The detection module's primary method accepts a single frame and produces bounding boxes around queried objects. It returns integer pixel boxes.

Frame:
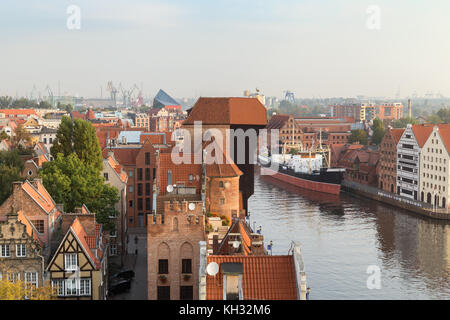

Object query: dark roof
[153,89,180,108]
[267,114,289,129]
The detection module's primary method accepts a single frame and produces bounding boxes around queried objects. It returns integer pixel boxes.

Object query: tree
[371,118,386,145]
[37,101,53,109]
[51,117,103,171]
[0,96,12,108]
[0,131,8,141]
[0,150,24,204]
[348,129,368,145]
[392,117,418,128]
[428,114,443,124]
[40,153,119,230]
[11,124,32,147]
[0,265,56,300]
[436,108,450,123]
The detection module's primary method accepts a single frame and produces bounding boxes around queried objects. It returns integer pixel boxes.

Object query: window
[52,279,64,296]
[138,168,143,180]
[219,181,224,188]
[1,244,10,257]
[157,286,170,300]
[129,170,133,177]
[146,198,151,210]
[129,200,133,208]
[65,278,78,296]
[146,183,151,196]
[220,198,225,205]
[32,220,45,234]
[16,244,26,257]
[146,168,151,180]
[79,279,91,296]
[25,272,38,289]
[138,198,143,210]
[65,253,77,271]
[129,186,133,193]
[188,174,194,182]
[158,259,169,274]
[180,286,193,300]
[145,152,150,165]
[138,183,143,196]
[182,259,192,274]
[104,173,109,181]
[168,170,172,186]
[110,244,118,256]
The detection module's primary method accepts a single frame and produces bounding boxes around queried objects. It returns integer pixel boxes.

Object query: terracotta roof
[0,109,37,116]
[204,140,243,178]
[438,126,450,154]
[21,180,57,215]
[184,97,267,126]
[108,147,141,166]
[70,217,101,269]
[390,128,405,144]
[206,255,298,300]
[17,210,43,247]
[85,109,96,120]
[411,124,434,147]
[140,133,166,144]
[106,155,128,183]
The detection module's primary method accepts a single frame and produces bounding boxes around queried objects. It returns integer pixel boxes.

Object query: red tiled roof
[184,97,267,126]
[204,140,243,178]
[411,124,434,147]
[106,155,128,183]
[206,255,298,300]
[70,217,101,269]
[22,180,56,214]
[109,148,141,166]
[0,109,37,117]
[438,126,450,154]
[17,210,43,247]
[390,128,405,144]
[86,109,96,120]
[140,133,165,144]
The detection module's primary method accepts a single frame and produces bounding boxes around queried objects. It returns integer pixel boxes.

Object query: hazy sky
[1,0,450,99]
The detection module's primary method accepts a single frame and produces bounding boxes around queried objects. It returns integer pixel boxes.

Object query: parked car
[109,278,131,296]
[111,269,135,281]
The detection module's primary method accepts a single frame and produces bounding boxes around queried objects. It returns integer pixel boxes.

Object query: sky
[1,0,450,99]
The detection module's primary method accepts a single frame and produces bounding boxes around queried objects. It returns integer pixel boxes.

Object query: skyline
[2,0,450,99]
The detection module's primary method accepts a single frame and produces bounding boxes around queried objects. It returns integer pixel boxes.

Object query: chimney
[408,99,412,118]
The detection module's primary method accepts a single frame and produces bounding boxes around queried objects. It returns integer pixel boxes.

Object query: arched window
[173,217,178,232]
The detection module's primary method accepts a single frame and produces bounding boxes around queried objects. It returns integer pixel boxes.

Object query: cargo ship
[258,129,345,195]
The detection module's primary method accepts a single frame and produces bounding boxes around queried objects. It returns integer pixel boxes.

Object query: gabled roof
[390,128,405,144]
[410,124,434,147]
[70,217,102,269]
[21,180,58,215]
[206,255,298,300]
[106,147,141,166]
[183,97,267,126]
[204,140,243,178]
[106,155,128,183]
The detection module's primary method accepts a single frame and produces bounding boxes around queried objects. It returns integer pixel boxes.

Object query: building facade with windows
[377,128,405,193]
[47,215,108,300]
[147,200,205,300]
[397,124,433,200]
[0,210,44,290]
[419,124,450,208]
[102,153,128,262]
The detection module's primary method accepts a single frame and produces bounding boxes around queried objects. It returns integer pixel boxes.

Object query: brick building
[183,97,267,214]
[337,146,380,186]
[0,179,62,258]
[147,200,205,300]
[377,128,405,193]
[331,102,403,122]
[105,139,159,228]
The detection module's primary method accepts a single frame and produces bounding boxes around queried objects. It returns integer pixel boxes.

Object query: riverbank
[341,180,450,220]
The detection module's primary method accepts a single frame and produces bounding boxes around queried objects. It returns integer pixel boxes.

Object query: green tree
[428,114,443,124]
[392,117,418,128]
[371,118,386,145]
[436,108,450,123]
[0,150,24,204]
[51,117,103,171]
[40,153,118,230]
[348,129,368,145]
[0,96,13,108]
[10,124,32,148]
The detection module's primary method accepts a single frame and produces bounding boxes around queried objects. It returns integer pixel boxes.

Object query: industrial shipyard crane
[284,90,295,104]
[107,81,118,108]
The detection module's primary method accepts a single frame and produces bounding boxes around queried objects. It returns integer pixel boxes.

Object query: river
[248,169,450,299]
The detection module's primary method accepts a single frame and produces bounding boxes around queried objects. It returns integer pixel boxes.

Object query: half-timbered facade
[47,215,108,300]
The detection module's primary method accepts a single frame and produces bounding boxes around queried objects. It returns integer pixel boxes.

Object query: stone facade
[147,200,205,300]
[0,211,44,288]
[419,125,450,208]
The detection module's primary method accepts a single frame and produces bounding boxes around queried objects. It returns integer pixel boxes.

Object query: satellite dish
[166,185,174,193]
[232,241,240,249]
[188,203,195,211]
[206,262,219,276]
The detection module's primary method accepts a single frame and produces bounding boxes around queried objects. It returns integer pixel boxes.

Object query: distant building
[419,124,450,207]
[153,89,181,110]
[377,128,405,193]
[331,103,403,122]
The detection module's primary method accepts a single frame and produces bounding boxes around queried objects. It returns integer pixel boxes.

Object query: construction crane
[284,90,295,104]
[107,81,118,108]
[45,85,54,107]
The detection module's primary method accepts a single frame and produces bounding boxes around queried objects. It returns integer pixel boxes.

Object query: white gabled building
[396,124,433,200]
[419,124,450,209]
